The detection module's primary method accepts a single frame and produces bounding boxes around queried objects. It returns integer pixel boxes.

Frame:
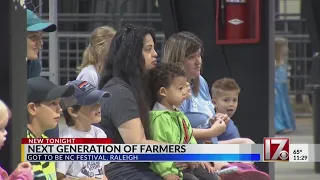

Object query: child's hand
[215,113,230,125]
[15,162,33,174]
[175,162,189,170]
[102,175,108,180]
[17,162,32,170]
[11,162,33,179]
[203,162,216,174]
[210,118,226,136]
[163,174,180,180]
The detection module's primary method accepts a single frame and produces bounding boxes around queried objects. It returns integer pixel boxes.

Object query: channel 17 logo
[263,138,289,162]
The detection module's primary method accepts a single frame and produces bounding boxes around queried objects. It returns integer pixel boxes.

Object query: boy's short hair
[211,78,241,98]
[27,77,75,104]
[149,63,185,102]
[62,105,81,126]
[60,80,111,126]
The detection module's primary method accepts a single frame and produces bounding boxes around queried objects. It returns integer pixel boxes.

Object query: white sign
[228,19,244,25]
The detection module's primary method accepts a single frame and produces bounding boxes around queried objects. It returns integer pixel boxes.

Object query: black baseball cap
[60,80,111,110]
[28,77,75,103]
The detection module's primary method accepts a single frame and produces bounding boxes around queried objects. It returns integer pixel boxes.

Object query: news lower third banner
[20,138,320,162]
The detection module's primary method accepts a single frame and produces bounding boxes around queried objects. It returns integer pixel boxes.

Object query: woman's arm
[118,118,166,144]
[103,83,167,145]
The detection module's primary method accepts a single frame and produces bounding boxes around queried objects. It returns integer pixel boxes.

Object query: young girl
[56,80,111,180]
[76,26,116,87]
[274,37,296,134]
[0,100,33,180]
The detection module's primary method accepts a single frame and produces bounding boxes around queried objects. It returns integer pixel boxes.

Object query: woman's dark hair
[149,63,185,106]
[98,24,156,138]
[62,105,81,126]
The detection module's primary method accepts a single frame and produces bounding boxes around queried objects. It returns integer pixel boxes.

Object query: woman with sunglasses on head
[98,24,161,180]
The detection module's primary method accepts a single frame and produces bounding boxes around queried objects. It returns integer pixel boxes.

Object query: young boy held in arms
[57,80,110,180]
[209,78,271,180]
[27,77,75,180]
[211,78,241,141]
[148,63,220,180]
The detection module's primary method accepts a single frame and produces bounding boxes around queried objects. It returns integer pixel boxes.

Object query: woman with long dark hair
[98,24,161,180]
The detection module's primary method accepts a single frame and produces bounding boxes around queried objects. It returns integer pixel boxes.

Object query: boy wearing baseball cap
[56,80,111,180]
[27,77,75,180]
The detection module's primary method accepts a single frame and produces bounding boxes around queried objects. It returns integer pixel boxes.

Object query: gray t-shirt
[56,126,108,179]
[98,77,150,179]
[99,77,140,143]
[76,65,99,87]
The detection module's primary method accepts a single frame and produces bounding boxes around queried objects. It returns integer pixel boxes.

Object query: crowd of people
[0,8,296,180]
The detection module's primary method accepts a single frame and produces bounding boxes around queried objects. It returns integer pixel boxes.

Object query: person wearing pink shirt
[0,100,33,180]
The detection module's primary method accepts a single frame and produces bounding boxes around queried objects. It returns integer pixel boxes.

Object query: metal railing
[35,0,313,115]
[40,32,314,99]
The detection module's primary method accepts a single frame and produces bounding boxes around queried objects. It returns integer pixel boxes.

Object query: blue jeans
[183,168,220,180]
[104,163,219,180]
[105,163,162,180]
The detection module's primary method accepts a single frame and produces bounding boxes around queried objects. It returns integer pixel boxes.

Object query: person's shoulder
[77,66,99,81]
[226,119,239,131]
[199,75,207,84]
[198,75,209,91]
[101,78,133,102]
[179,111,189,119]
[199,75,206,82]
[79,65,94,71]
[78,65,97,75]
[150,111,173,123]
[229,119,235,123]
[198,75,212,99]
[102,77,131,92]
[59,127,77,138]
[101,78,135,105]
[91,125,107,138]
